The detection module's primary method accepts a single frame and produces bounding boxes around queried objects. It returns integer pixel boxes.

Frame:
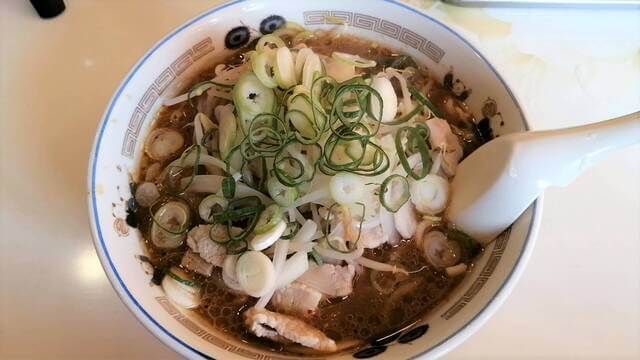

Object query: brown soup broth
[135,32,483,355]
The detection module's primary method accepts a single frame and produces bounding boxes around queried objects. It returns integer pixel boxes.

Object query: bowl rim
[87,0,542,359]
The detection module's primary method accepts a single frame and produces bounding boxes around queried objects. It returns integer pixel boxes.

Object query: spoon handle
[447,111,639,244]
[514,111,640,188]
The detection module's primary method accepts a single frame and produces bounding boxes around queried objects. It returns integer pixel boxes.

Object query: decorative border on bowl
[121,37,215,158]
[302,10,445,63]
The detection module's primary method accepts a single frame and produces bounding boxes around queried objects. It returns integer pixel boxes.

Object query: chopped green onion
[379,174,409,212]
[256,34,286,52]
[246,113,289,155]
[254,204,284,234]
[409,86,443,118]
[281,221,302,240]
[222,176,236,199]
[149,199,191,236]
[198,195,228,223]
[394,126,432,180]
[309,249,324,265]
[165,269,200,288]
[273,139,321,187]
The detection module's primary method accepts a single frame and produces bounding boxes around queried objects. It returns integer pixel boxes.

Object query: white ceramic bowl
[88,0,542,358]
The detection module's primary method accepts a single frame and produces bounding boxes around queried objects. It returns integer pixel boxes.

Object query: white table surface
[1,0,638,359]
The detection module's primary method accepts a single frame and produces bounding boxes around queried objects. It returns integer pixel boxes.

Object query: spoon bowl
[447,111,640,243]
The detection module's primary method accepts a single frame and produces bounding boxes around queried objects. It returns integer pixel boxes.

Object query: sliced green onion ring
[165,268,200,288]
[379,174,409,212]
[256,34,286,52]
[198,195,228,223]
[254,204,284,234]
[222,176,236,199]
[394,126,432,180]
[252,50,278,89]
[281,221,302,240]
[273,139,321,187]
[149,199,191,236]
[308,248,324,265]
[409,86,443,118]
[246,113,289,155]
[187,80,233,107]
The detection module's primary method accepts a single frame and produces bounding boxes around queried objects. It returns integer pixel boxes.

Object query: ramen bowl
[87,0,541,358]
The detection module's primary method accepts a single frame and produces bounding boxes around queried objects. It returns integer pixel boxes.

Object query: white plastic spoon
[446,111,640,244]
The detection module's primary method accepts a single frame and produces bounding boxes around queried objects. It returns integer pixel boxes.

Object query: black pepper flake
[455,90,470,102]
[125,197,140,228]
[476,118,494,143]
[151,267,166,286]
[444,72,454,90]
[125,209,139,228]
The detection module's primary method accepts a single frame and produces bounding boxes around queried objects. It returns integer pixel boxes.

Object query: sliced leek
[274,46,297,89]
[379,174,409,213]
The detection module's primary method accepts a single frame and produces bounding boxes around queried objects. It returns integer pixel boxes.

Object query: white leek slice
[236,251,276,297]
[286,94,316,138]
[409,174,449,215]
[275,46,297,89]
[267,173,299,206]
[252,50,278,89]
[329,172,365,205]
[302,53,322,90]
[198,195,227,223]
[275,251,309,289]
[295,48,313,82]
[151,202,190,249]
[332,52,376,68]
[256,34,285,52]
[292,220,317,243]
[214,104,237,159]
[233,73,275,132]
[222,255,245,292]
[249,220,287,251]
[369,76,398,123]
[145,128,185,161]
[254,204,284,234]
[162,266,201,309]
